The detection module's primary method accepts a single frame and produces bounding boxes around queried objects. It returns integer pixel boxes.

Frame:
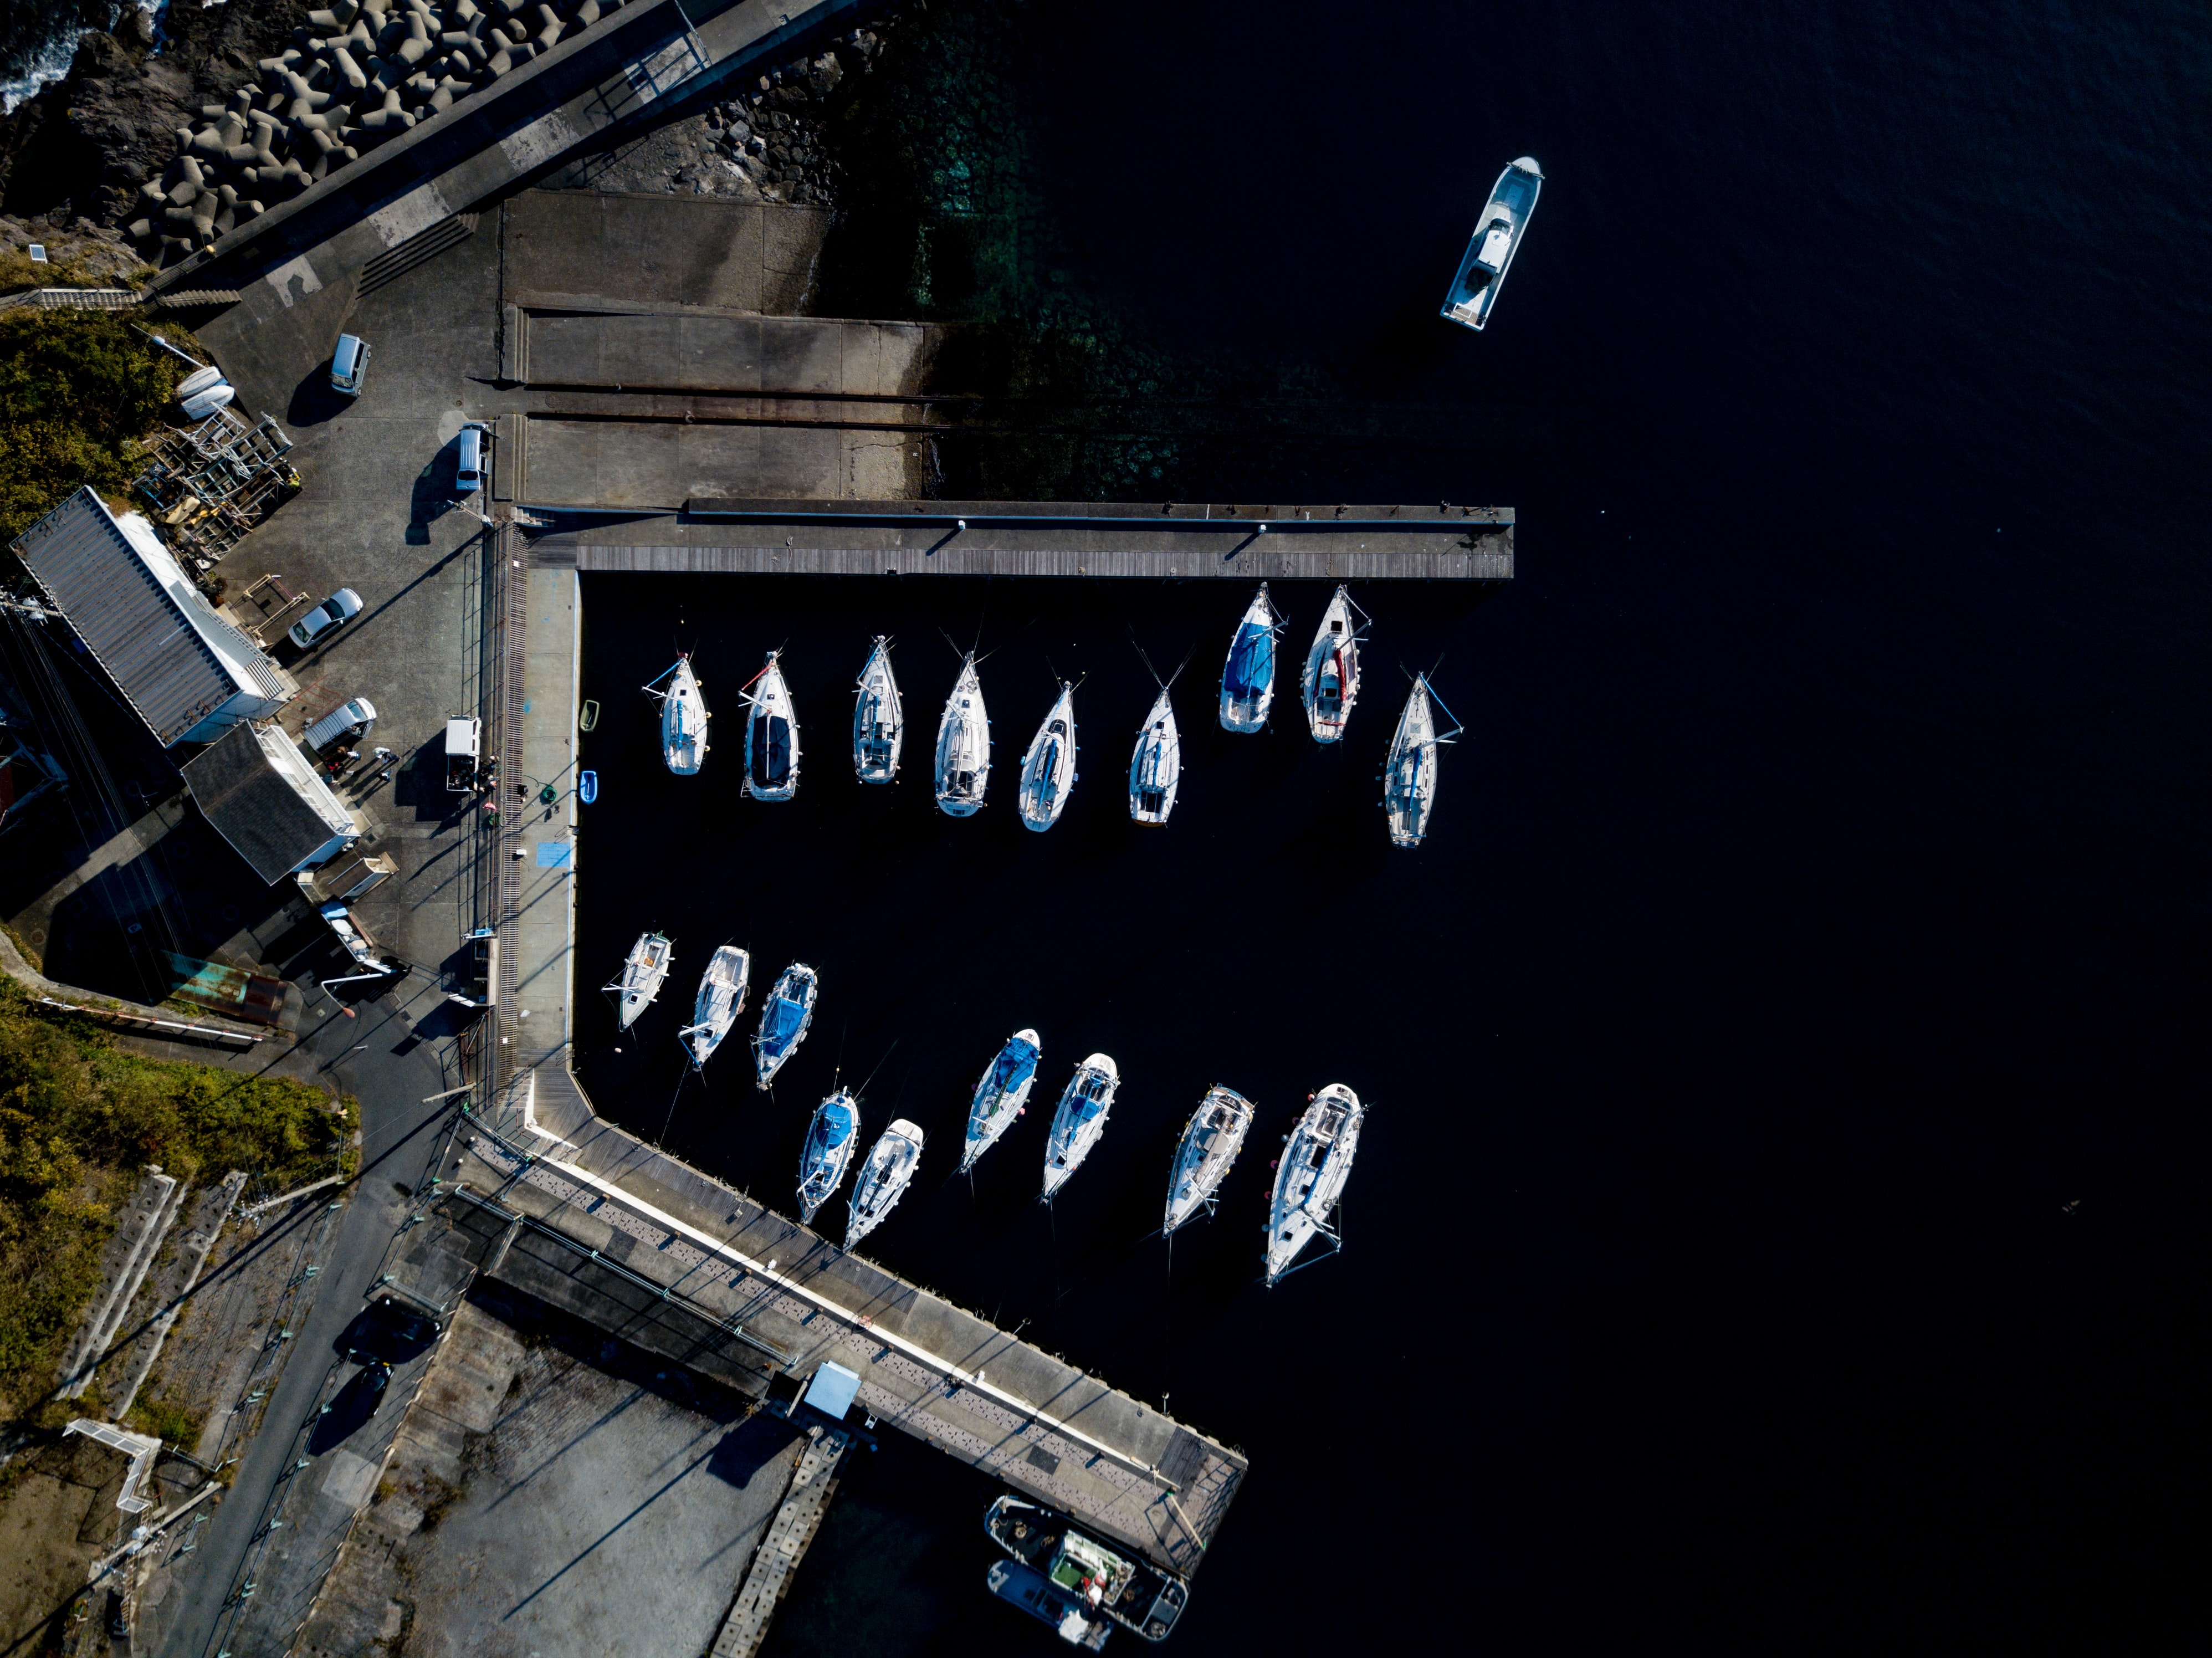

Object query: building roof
[181,721,357,883]
[9,487,285,746]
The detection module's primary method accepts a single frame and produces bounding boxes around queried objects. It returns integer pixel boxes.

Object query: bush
[0,308,180,547]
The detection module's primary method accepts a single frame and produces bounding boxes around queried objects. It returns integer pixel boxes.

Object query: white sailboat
[1300,586,1366,744]
[796,1088,859,1225]
[1218,584,1283,733]
[845,1118,925,1248]
[1042,1054,1118,1201]
[752,961,818,1089]
[606,930,673,1030]
[853,636,904,784]
[1440,156,1544,332]
[678,944,750,1069]
[1381,674,1463,848]
[1017,682,1078,832]
[1264,1084,1365,1286]
[650,654,709,775]
[1163,1086,1255,1235]
[743,651,800,802]
[1128,686,1182,825]
[935,653,991,817]
[962,1028,1042,1174]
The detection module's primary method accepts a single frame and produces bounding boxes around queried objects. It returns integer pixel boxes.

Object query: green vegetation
[123,1386,204,1450]
[0,308,184,547]
[0,978,356,1418]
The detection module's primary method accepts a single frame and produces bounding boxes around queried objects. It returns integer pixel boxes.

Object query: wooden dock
[710,1424,852,1658]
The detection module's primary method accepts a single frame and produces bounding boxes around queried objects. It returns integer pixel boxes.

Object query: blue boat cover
[1225,625,1274,698]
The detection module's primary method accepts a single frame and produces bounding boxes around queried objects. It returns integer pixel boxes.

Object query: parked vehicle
[444,717,482,791]
[455,420,492,492]
[305,697,377,754]
[330,333,371,396]
[288,587,363,650]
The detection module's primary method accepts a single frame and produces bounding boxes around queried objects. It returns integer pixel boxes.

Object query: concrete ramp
[504,191,833,316]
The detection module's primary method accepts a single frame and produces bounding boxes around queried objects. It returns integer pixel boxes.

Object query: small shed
[182,721,358,883]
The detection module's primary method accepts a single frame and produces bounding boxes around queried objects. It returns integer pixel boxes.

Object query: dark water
[575,2,2204,1649]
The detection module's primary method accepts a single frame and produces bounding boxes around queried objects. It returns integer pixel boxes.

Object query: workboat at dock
[986,1495,1189,1642]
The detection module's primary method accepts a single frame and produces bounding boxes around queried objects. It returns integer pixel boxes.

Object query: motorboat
[935,654,991,816]
[796,1088,859,1225]
[985,1495,1189,1643]
[983,1560,1110,1650]
[845,1118,925,1248]
[752,962,818,1089]
[1042,1054,1118,1201]
[1300,586,1366,743]
[651,654,709,774]
[853,636,904,784]
[1381,674,1462,848]
[1440,156,1544,332]
[679,945,750,1069]
[1217,584,1282,733]
[1264,1083,1365,1286]
[606,931,672,1029]
[1017,682,1078,832]
[1127,687,1181,825]
[1163,1086,1256,1235]
[962,1028,1042,1174]
[743,651,800,801]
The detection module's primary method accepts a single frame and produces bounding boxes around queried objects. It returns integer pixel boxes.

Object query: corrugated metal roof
[181,723,355,884]
[9,487,280,745]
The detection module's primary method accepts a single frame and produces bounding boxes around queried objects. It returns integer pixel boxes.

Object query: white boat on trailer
[1128,686,1181,825]
[1217,583,1283,733]
[1300,586,1367,743]
[743,651,800,801]
[1264,1083,1365,1286]
[1042,1053,1118,1201]
[752,961,818,1089]
[796,1088,859,1225]
[1440,156,1544,332]
[1017,682,1078,832]
[1163,1085,1256,1235]
[606,930,672,1029]
[962,1028,1042,1174]
[853,636,903,784]
[679,944,750,1068]
[1382,673,1463,848]
[935,654,991,816]
[845,1118,925,1247]
[649,654,709,775]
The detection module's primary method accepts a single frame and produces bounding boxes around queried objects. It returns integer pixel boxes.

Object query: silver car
[288,587,363,650]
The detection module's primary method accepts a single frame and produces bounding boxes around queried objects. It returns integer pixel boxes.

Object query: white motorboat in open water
[1163,1086,1255,1235]
[606,930,672,1029]
[962,1028,1041,1174]
[1381,673,1462,848]
[743,651,800,801]
[651,654,709,775]
[1042,1054,1118,1201]
[1264,1083,1365,1286]
[935,654,991,816]
[1128,685,1181,825]
[1017,682,1078,832]
[1441,156,1543,332]
[1218,584,1283,733]
[796,1088,859,1225]
[679,944,750,1069]
[845,1118,925,1247]
[853,636,903,784]
[752,961,818,1089]
[1300,586,1366,743]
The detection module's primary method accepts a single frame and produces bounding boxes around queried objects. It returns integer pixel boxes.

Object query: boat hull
[1043,1055,1119,1200]
[853,637,904,784]
[1264,1084,1365,1285]
[1127,689,1181,824]
[1383,678,1440,847]
[662,657,709,774]
[611,931,673,1029]
[753,963,818,1089]
[1217,585,1279,733]
[1163,1086,1255,1234]
[846,1118,925,1247]
[682,944,750,1068]
[796,1089,859,1225]
[935,658,991,817]
[1018,685,1078,832]
[963,1029,1042,1173]
[1300,586,1362,743]
[1440,156,1543,332]
[744,654,800,802]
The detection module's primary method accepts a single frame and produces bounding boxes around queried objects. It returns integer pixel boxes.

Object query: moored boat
[796,1088,859,1225]
[752,961,818,1089]
[844,1118,925,1248]
[853,636,904,784]
[1127,687,1181,825]
[1300,586,1366,743]
[1381,674,1462,848]
[1163,1085,1256,1235]
[679,944,750,1068]
[962,1028,1042,1174]
[935,654,991,816]
[1042,1054,1118,1201]
[1264,1083,1365,1286]
[985,1495,1188,1643]
[1440,156,1544,332]
[606,930,672,1029]
[983,1560,1110,1650]
[1018,682,1078,832]
[652,654,709,774]
[743,651,800,801]
[1217,584,1283,733]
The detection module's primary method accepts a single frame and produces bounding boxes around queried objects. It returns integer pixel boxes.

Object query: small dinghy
[1218,584,1283,733]
[845,1118,925,1248]
[853,636,904,784]
[650,654,709,775]
[1381,674,1463,848]
[578,770,598,805]
[752,961,818,1089]
[1042,1053,1118,1202]
[1300,586,1366,744]
[1264,1083,1365,1286]
[962,1028,1042,1174]
[1440,156,1544,332]
[679,945,750,1069]
[935,653,991,816]
[796,1088,859,1225]
[1128,686,1182,826]
[1163,1085,1256,1235]
[607,930,673,1029]
[743,651,800,802]
[1017,682,1078,832]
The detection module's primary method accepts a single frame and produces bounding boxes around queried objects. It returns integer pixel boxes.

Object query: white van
[455,421,491,493]
[305,697,377,753]
[330,333,370,397]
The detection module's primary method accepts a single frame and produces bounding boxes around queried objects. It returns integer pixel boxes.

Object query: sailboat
[1042,1054,1118,1201]
[1440,156,1544,332]
[853,636,904,784]
[752,961,818,1089]
[1264,1084,1365,1286]
[743,651,800,801]
[1381,674,1463,848]
[606,931,672,1029]
[796,1088,859,1225]
[649,654,709,774]
[1017,682,1078,832]
[1127,657,1183,825]
[963,1029,1042,1174]
[1163,1086,1256,1235]
[1300,586,1366,743]
[679,945,750,1069]
[1218,584,1283,733]
[845,1118,925,1248]
[935,653,991,816]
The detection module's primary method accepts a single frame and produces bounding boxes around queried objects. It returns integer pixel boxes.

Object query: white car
[289,587,363,650]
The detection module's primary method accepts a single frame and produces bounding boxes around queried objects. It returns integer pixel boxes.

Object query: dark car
[341,1296,441,1365]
